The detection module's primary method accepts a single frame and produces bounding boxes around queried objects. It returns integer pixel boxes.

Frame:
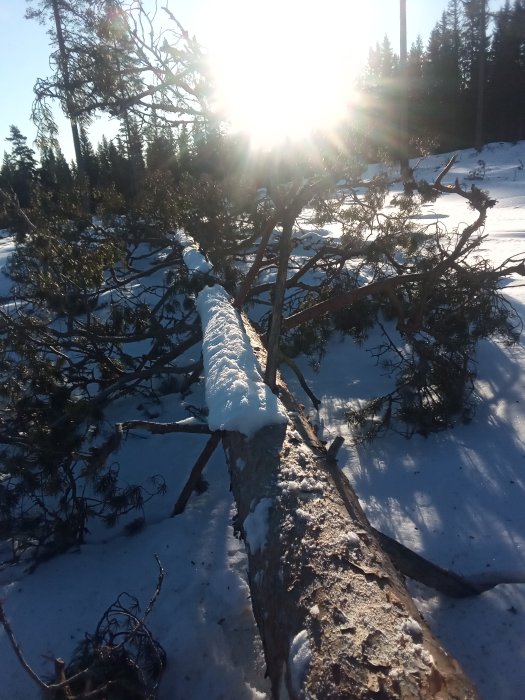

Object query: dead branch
[119,419,211,435]
[234,214,278,308]
[0,602,48,692]
[430,154,497,210]
[282,271,423,330]
[171,431,222,515]
[279,351,321,410]
[84,425,123,476]
[0,601,111,698]
[323,402,497,598]
[434,154,459,189]
[326,435,345,460]
[371,528,482,598]
[0,557,166,699]
[144,554,166,617]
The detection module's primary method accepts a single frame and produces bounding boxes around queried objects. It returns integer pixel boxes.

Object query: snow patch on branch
[196,285,288,436]
[183,247,214,274]
[289,630,312,695]
[175,230,214,275]
[243,497,273,554]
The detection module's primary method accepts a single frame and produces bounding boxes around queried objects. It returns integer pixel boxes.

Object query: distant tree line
[2,0,523,225]
[357,0,525,156]
[0,119,238,238]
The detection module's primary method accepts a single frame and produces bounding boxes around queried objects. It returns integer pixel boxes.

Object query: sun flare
[204,0,372,148]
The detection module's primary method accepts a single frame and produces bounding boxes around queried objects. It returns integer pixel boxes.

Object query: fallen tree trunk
[222,314,478,700]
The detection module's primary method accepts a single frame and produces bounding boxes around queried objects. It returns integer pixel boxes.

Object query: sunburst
[203,0,372,148]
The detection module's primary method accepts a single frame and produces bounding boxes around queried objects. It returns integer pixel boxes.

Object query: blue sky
[0,0,502,162]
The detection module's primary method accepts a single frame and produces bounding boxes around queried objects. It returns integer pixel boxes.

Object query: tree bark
[399,0,410,178]
[50,0,89,212]
[222,313,478,700]
[475,0,487,152]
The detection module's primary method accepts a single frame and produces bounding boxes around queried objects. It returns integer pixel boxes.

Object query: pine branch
[118,419,211,435]
[171,431,222,515]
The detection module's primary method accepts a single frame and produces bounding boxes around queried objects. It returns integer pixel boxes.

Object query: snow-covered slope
[1,142,525,700]
[285,141,525,700]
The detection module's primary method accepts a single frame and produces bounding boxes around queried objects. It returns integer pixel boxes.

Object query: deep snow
[196,284,287,436]
[1,141,524,700]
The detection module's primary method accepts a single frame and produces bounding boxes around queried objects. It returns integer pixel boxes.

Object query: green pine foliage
[346,222,521,442]
[0,202,201,563]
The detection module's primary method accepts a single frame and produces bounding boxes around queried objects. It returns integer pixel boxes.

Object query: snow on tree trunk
[196,285,478,699]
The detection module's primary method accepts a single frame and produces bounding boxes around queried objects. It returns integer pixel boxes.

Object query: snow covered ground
[1,142,525,700]
[285,142,525,700]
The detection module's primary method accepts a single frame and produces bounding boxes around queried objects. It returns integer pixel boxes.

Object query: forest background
[2,0,525,210]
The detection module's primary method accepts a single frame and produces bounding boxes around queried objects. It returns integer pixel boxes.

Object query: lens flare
[202,0,372,148]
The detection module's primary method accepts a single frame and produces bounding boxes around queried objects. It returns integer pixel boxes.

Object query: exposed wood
[222,313,478,700]
[327,435,345,460]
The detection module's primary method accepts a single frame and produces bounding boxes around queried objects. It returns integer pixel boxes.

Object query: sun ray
[202,0,372,148]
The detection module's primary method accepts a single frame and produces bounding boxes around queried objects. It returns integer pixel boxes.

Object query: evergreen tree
[358,36,401,160]
[488,0,525,142]
[79,124,100,205]
[422,6,464,149]
[93,135,124,212]
[460,0,489,148]
[26,0,92,188]
[27,0,206,134]
[107,137,129,203]
[1,126,37,208]
[39,143,74,212]
[405,36,427,149]
[118,115,145,201]
[146,127,178,175]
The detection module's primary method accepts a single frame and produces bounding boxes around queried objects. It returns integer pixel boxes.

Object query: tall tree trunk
[475,0,487,151]
[50,0,89,211]
[223,313,479,700]
[399,0,410,179]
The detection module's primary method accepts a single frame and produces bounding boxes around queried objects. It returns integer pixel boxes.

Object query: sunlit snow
[1,142,525,700]
[196,284,288,436]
